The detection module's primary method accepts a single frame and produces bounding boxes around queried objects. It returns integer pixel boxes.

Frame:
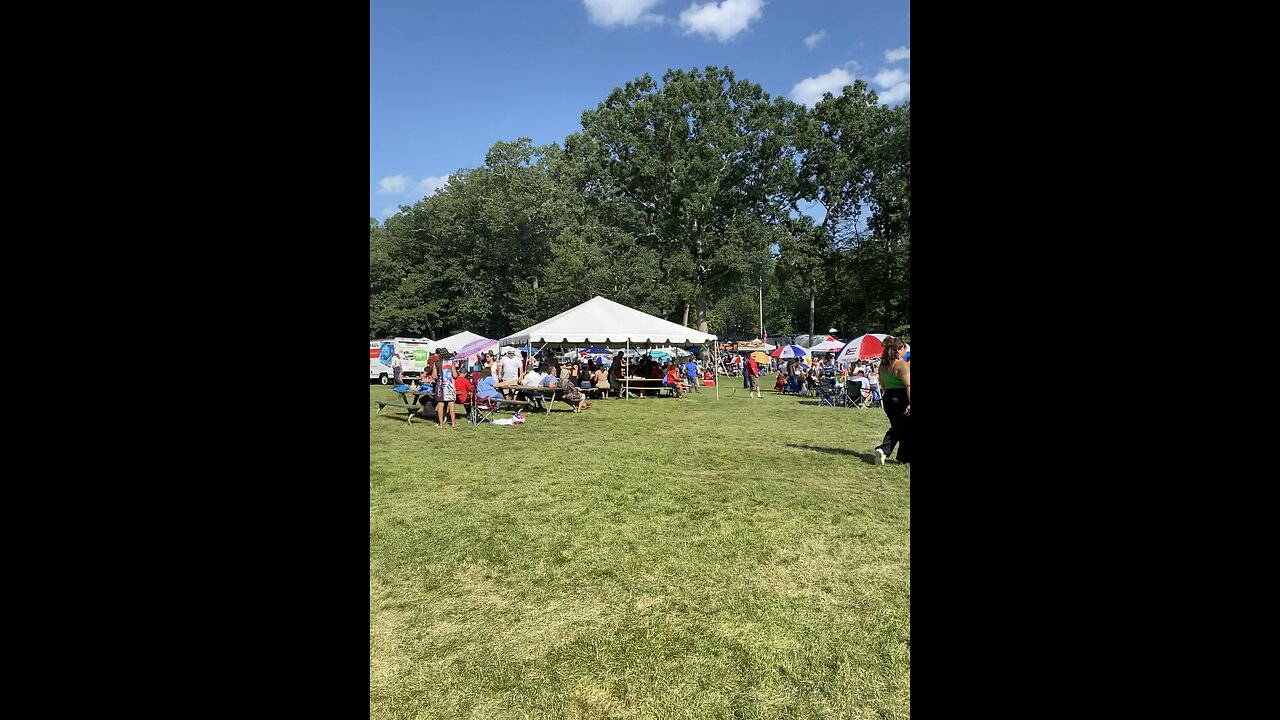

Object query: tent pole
[714,340,719,400]
[625,340,630,400]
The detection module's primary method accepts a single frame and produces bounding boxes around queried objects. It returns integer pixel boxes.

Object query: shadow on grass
[787,444,880,464]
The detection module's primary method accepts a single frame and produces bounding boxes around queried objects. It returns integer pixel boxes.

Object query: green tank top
[880,368,905,390]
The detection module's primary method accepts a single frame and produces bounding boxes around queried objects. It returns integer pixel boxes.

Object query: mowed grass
[370,375,909,719]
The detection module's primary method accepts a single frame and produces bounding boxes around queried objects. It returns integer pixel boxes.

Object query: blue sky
[371,0,910,220]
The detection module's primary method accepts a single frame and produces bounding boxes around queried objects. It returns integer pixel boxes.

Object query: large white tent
[500,296,717,345]
[500,296,720,399]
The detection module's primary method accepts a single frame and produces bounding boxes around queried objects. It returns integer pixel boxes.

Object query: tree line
[370,66,909,344]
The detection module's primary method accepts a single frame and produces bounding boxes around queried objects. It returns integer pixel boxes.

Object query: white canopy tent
[808,336,845,353]
[500,296,719,399]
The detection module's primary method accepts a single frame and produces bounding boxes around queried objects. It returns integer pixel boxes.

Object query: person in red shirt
[746,355,762,398]
[453,372,473,407]
[663,361,684,398]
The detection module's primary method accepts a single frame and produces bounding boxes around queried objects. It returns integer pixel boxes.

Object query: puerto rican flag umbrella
[770,344,808,359]
[835,334,910,363]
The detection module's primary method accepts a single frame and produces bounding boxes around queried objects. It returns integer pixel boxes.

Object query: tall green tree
[566,67,797,332]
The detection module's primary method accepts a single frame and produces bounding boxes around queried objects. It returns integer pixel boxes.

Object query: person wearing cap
[497,349,524,387]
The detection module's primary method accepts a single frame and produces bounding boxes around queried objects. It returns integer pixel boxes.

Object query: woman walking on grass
[873,337,911,472]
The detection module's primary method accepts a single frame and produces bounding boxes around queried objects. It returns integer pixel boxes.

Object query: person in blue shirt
[476,369,503,400]
[684,358,701,393]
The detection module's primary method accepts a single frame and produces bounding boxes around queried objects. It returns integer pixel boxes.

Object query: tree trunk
[694,234,708,333]
[808,295,815,345]
[683,301,690,327]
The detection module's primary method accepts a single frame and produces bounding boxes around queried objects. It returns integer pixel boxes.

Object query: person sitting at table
[663,361,685,399]
[476,368,503,401]
[540,371,559,388]
[645,360,663,396]
[453,371,473,408]
[559,375,592,412]
[523,364,543,389]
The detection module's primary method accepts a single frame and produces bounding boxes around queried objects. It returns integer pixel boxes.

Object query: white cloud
[885,46,910,63]
[877,82,910,105]
[378,173,450,198]
[873,68,908,87]
[583,0,665,27]
[804,30,826,49]
[789,67,855,107]
[872,61,910,105]
[378,175,408,194]
[381,206,400,218]
[417,176,449,195]
[678,0,764,42]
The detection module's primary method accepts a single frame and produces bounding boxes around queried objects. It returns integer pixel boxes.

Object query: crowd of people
[397,338,910,474]
[409,347,714,421]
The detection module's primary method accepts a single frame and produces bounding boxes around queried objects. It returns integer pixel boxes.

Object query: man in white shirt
[849,369,870,407]
[523,366,543,388]
[497,349,524,386]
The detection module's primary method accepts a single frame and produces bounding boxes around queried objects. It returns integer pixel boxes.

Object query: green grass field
[370,375,910,719]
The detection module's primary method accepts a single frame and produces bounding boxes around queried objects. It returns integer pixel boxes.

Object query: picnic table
[395,387,435,405]
[502,384,575,415]
[620,376,685,398]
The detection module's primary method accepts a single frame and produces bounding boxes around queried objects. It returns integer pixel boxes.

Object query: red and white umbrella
[770,344,808,359]
[836,334,910,363]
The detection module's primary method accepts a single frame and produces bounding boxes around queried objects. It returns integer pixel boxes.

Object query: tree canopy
[370,67,909,343]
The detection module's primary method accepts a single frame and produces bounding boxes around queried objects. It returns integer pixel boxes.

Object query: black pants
[876,387,910,464]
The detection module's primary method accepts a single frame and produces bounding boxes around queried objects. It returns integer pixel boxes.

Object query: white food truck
[369,337,433,384]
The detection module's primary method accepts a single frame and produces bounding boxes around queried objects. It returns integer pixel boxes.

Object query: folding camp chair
[818,379,843,408]
[471,396,501,424]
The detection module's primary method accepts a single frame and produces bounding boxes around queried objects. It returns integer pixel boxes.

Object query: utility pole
[758,278,764,339]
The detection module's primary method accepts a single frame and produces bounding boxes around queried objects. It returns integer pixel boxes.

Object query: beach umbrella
[770,344,808,359]
[835,334,910,363]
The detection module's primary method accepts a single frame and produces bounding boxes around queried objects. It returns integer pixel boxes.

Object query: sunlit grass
[370,375,909,719]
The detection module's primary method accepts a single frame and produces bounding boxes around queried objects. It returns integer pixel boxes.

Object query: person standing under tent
[497,349,524,388]
[593,364,611,398]
[685,356,701,393]
[608,352,624,396]
[873,337,911,472]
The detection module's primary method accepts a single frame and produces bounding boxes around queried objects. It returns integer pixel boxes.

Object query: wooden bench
[660,383,690,397]
[375,399,427,425]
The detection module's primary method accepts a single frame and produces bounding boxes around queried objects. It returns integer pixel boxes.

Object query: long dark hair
[432,347,450,376]
[880,337,906,365]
